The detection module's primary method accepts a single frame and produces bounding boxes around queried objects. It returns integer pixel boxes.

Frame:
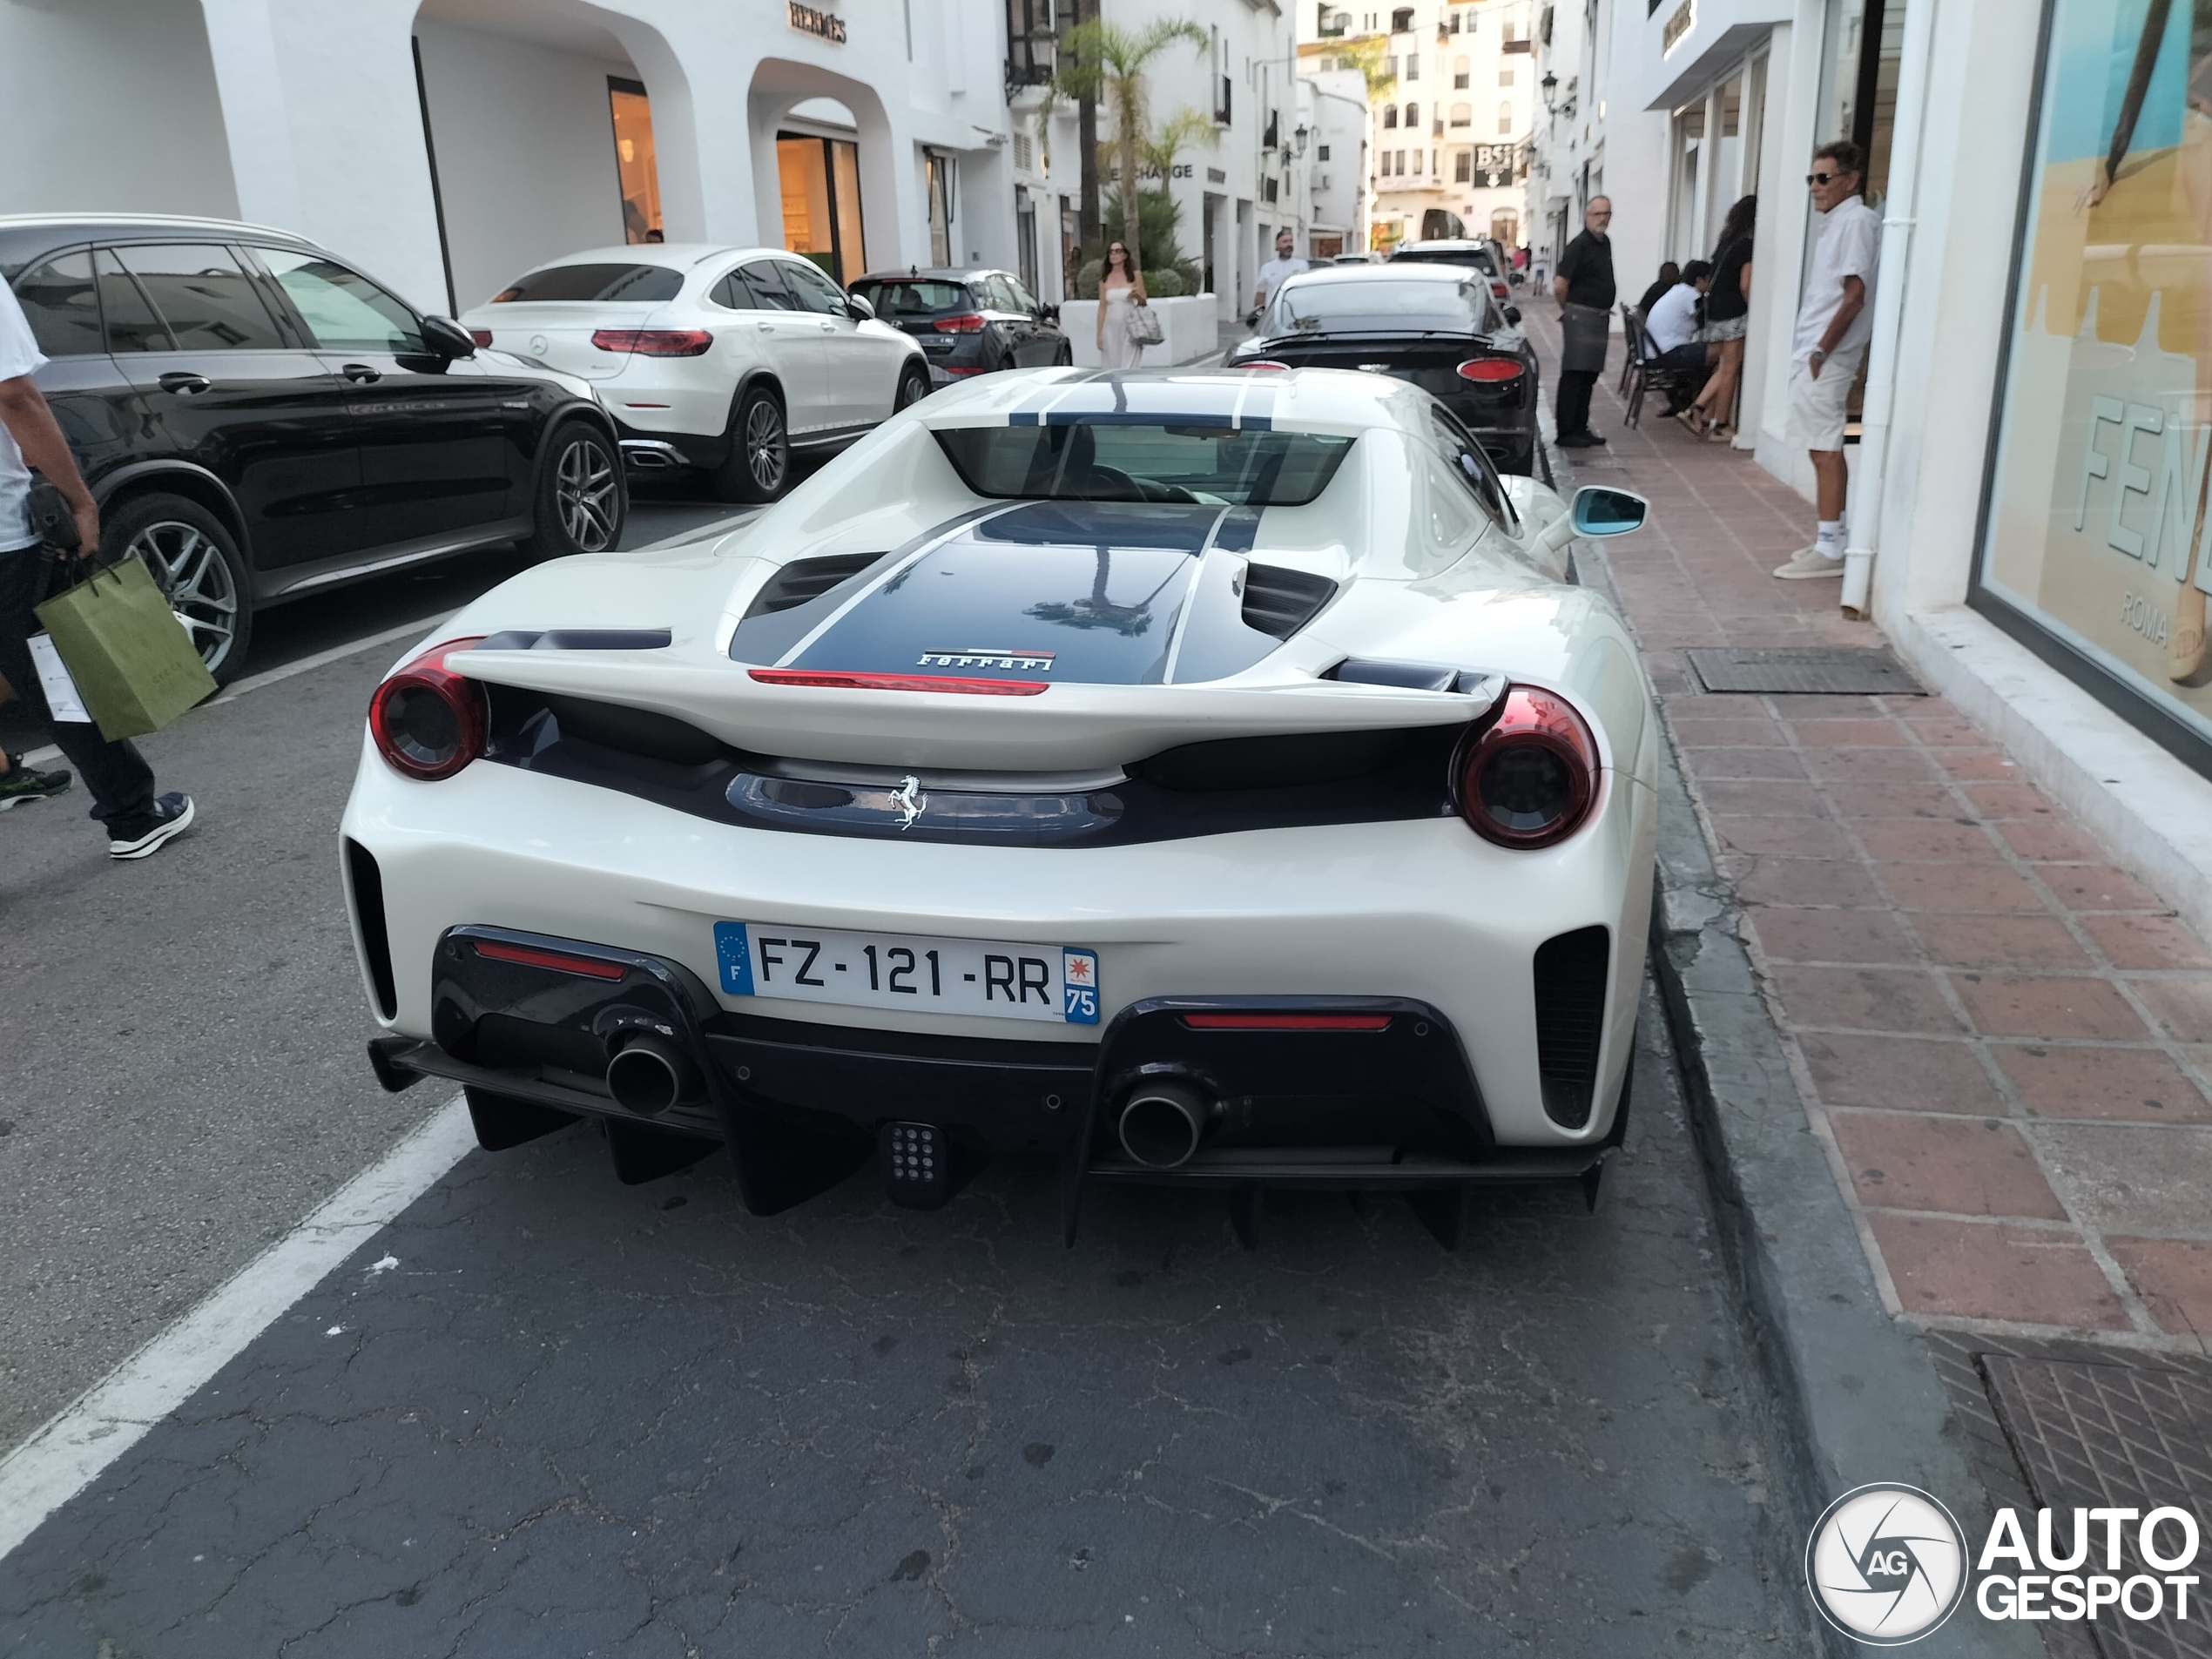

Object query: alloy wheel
[895,369,928,411]
[746,399,787,492]
[131,520,237,671]
[556,436,620,552]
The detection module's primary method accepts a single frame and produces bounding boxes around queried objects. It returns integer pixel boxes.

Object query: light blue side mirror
[1571,485,1649,536]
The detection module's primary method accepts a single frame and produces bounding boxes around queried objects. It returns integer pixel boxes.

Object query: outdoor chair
[1619,305,1708,430]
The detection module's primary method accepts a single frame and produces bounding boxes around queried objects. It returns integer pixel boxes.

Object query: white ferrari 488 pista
[344,368,1657,1244]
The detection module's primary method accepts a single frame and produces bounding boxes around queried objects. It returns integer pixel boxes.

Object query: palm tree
[1049,17,1210,275]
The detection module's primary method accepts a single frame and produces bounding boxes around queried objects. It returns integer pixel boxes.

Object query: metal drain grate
[1984,1355,2212,1659]
[1684,645,1925,696]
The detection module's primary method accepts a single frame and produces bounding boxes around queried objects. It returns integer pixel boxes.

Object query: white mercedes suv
[462,245,930,503]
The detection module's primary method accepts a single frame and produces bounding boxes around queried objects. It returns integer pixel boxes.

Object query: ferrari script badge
[919,648,1055,672]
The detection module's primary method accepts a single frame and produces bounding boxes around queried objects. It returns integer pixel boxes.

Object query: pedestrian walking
[1095,240,1149,369]
[0,279,196,854]
[1774,147,1879,579]
[1251,229,1309,320]
[1688,195,1756,442]
[1552,197,1615,448]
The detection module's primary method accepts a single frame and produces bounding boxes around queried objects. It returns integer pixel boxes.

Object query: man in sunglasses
[1774,141,1881,579]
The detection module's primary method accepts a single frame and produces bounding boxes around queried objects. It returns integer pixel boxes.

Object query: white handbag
[1127,302,1165,347]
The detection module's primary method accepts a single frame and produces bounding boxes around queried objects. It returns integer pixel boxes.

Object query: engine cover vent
[745,551,889,618]
[1241,564,1339,639]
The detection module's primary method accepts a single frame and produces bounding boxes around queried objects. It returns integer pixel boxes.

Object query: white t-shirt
[1256,255,1310,307]
[1645,282,1702,355]
[1794,194,1880,362]
[0,280,48,552]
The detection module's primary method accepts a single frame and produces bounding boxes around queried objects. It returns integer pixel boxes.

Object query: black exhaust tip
[605,1034,702,1116]
[1116,1081,1216,1170]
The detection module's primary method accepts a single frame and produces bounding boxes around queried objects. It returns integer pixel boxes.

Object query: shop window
[1973,0,2212,774]
[1405,102,1419,125]
[608,78,663,244]
[1384,105,1399,128]
[778,132,867,285]
[927,152,954,267]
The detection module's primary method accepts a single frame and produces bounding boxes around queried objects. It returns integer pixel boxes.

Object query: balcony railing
[1264,111,1280,149]
[1004,0,1055,100]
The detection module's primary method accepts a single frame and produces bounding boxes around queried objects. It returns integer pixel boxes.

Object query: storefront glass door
[608,78,662,243]
[778,132,867,284]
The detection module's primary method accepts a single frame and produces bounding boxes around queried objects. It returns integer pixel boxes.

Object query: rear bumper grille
[1533,926,1609,1129]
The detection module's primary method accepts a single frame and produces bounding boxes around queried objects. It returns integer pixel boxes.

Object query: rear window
[12,252,101,356]
[1263,277,1487,338]
[491,263,682,303]
[851,280,971,317]
[1393,246,1498,275]
[934,423,1354,508]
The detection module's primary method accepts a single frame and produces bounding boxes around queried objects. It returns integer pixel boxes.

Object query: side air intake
[743,551,888,618]
[1533,925,1608,1129]
[1240,564,1339,638]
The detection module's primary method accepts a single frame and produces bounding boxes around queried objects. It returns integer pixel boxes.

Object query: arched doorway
[411,0,698,308]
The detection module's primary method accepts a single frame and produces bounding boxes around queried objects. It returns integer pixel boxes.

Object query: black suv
[847,267,1069,384]
[2,215,627,682]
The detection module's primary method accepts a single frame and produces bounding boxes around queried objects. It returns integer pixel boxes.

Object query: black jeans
[1555,369,1599,438]
[0,546,158,836]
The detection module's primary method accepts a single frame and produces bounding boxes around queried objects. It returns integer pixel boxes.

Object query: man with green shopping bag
[0,279,197,858]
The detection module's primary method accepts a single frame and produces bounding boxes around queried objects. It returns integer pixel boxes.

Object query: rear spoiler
[458,650,1503,772]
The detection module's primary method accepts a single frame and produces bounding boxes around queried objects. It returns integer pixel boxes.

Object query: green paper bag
[34,555,217,741]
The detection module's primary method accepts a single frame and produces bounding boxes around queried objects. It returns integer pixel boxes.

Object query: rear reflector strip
[1181,1014,1393,1031]
[748,669,1049,696]
[471,939,629,980]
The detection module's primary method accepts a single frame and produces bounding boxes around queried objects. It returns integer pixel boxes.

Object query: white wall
[415,19,633,311]
[0,0,239,221]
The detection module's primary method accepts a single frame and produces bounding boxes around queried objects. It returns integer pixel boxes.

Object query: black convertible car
[2,213,625,682]
[1224,265,1540,475]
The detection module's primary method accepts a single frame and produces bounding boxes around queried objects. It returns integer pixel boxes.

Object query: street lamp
[1540,71,1558,115]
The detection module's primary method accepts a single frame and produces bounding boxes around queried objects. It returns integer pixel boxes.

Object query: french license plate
[713,921,1099,1025]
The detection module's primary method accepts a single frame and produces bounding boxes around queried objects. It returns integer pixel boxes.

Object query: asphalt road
[0,470,1813,1654]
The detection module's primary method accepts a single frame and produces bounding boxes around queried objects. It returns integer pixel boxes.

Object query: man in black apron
[1552,198,1615,448]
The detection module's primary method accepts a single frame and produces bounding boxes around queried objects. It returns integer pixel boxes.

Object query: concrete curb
[1549,439,2041,1658]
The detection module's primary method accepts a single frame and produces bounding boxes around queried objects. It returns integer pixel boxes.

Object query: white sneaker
[1773,547,1845,580]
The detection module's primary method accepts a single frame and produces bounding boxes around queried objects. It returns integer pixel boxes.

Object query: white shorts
[1788,349,1862,451]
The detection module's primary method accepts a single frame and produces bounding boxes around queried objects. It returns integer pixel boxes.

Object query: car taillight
[1456,359,1525,383]
[590,328,715,356]
[1456,685,1598,848]
[369,637,488,781]
[469,328,494,348]
[1491,280,1510,299]
[933,314,988,333]
[1242,360,1292,371]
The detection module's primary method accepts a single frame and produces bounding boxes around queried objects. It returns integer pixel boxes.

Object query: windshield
[934,423,1354,507]
[1262,277,1488,339]
[850,279,972,317]
[491,263,683,303]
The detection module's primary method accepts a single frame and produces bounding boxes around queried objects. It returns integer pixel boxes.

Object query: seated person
[1635,262,1681,317]
[1642,260,1715,413]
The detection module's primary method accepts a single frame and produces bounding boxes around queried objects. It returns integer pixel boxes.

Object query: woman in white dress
[1095,240,1149,369]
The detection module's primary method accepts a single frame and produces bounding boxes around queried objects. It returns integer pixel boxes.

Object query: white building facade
[1527,0,2212,957]
[1304,68,1372,255]
[0,0,1024,317]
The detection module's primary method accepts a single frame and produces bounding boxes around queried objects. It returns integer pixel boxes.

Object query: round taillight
[1456,685,1599,848]
[369,638,487,781]
[1456,358,1525,383]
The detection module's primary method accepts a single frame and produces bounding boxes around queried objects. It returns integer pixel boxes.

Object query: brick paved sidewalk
[1543,327,2212,1349]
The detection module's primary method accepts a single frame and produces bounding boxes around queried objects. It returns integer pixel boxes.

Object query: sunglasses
[1805,171,1851,185]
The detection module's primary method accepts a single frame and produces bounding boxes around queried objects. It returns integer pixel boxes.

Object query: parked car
[462,246,929,506]
[1224,264,1541,475]
[1331,253,1379,265]
[2,213,624,684]
[345,367,1657,1237]
[1389,238,1514,303]
[847,266,1070,384]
